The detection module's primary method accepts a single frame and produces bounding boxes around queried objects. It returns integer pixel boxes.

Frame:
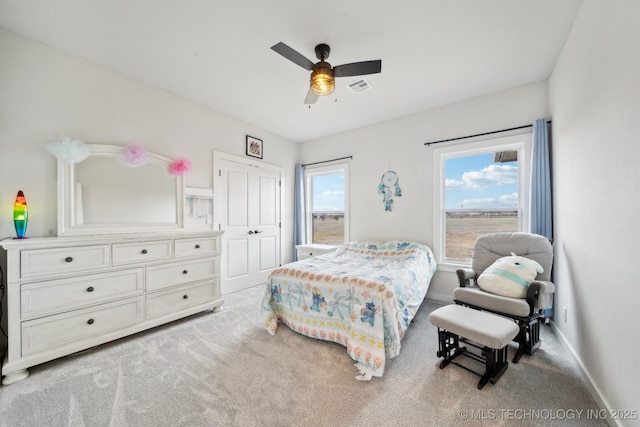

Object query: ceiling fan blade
[304,87,319,105]
[334,60,382,77]
[271,42,315,71]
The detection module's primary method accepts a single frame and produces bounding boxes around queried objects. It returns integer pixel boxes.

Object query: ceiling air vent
[346,78,373,94]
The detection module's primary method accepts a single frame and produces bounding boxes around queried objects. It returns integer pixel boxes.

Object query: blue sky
[445,153,518,209]
[312,172,345,211]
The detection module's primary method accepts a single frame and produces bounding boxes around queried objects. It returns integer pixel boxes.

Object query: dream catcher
[378,171,402,211]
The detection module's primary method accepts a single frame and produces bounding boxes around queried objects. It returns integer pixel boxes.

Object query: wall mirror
[58,144,184,236]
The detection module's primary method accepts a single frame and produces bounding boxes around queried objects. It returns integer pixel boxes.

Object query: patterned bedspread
[261,241,437,378]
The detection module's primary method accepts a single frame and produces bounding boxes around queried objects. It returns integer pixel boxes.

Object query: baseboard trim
[549,321,620,427]
[425,291,453,306]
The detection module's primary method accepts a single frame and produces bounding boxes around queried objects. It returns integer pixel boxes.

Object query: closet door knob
[65,257,73,263]
[195,244,201,249]
[87,286,94,292]
[141,249,148,254]
[87,319,95,325]
[182,270,188,274]
[183,295,189,299]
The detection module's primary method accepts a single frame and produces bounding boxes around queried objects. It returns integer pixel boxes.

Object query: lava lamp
[13,190,28,239]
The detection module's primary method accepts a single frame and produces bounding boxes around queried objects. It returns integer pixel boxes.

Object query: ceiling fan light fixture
[271,42,381,104]
[310,64,335,96]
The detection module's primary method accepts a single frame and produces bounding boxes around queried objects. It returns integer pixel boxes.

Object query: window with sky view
[307,169,346,245]
[444,152,519,261]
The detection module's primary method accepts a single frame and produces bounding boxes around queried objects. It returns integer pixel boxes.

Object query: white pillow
[477,253,543,298]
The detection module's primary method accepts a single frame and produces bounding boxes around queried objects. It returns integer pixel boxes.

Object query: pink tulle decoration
[168,157,192,175]
[120,144,148,167]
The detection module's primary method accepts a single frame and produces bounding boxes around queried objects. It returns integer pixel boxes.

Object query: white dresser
[0,231,224,385]
[296,243,340,260]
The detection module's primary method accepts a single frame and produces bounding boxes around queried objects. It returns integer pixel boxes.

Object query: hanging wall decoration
[120,143,148,167]
[45,135,90,163]
[378,170,402,211]
[246,135,263,159]
[168,157,192,175]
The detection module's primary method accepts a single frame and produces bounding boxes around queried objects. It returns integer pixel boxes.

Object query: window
[433,133,532,266]
[305,163,349,245]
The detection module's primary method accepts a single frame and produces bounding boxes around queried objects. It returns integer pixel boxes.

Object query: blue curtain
[530,118,553,318]
[530,118,552,240]
[293,164,306,260]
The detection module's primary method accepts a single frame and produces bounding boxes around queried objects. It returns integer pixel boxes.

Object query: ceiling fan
[271,42,382,104]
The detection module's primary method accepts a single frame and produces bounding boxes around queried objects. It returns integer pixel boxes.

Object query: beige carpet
[0,284,605,427]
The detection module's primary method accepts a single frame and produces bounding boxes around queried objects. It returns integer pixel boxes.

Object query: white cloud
[313,190,345,211]
[445,178,465,189]
[446,164,518,191]
[461,192,519,209]
[315,190,344,200]
[313,205,344,212]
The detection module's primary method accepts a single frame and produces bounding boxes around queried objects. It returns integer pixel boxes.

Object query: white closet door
[217,157,281,295]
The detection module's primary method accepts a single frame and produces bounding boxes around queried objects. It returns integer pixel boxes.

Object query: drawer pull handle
[87,286,94,292]
[65,257,73,263]
[87,319,95,325]
[309,253,313,256]
[195,244,201,249]
[183,294,189,299]
[182,270,189,274]
[141,249,148,254]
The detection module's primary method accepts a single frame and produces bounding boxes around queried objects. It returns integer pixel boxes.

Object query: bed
[261,240,437,379]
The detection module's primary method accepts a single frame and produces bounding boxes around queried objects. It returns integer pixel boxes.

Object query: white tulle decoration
[45,135,90,163]
[120,143,148,167]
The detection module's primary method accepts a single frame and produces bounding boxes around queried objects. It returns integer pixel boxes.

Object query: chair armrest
[530,280,555,294]
[456,268,476,287]
[525,282,541,316]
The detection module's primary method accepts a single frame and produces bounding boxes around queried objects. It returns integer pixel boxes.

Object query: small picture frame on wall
[246,135,263,159]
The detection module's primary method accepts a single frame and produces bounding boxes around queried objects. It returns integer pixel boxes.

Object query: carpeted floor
[0,285,605,427]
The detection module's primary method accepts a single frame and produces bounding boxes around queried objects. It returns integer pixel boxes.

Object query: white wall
[300,82,549,302]
[550,0,640,422]
[0,28,298,261]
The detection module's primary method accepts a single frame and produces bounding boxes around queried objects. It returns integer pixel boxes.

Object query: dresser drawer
[21,268,144,319]
[20,245,111,279]
[112,240,172,265]
[21,297,144,356]
[175,237,218,258]
[146,259,216,291]
[146,281,216,319]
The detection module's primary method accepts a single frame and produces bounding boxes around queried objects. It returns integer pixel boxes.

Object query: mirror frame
[57,144,185,236]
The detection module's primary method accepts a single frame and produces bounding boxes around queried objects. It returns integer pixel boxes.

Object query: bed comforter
[261,240,437,378]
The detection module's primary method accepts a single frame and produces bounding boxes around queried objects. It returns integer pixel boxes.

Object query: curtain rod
[424,120,551,147]
[303,156,352,167]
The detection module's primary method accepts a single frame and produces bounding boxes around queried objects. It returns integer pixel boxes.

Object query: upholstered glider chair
[453,232,555,363]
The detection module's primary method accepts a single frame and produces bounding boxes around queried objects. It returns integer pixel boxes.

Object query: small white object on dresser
[295,243,340,260]
[0,231,223,385]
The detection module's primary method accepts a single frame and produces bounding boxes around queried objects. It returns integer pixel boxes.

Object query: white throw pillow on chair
[477,253,543,298]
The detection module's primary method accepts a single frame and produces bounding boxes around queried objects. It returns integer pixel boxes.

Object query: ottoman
[429,304,519,389]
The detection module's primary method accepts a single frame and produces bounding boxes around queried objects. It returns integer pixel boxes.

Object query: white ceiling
[0,0,583,142]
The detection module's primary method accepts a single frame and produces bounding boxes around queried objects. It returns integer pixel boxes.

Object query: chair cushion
[453,287,532,317]
[477,254,543,298]
[429,305,519,349]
